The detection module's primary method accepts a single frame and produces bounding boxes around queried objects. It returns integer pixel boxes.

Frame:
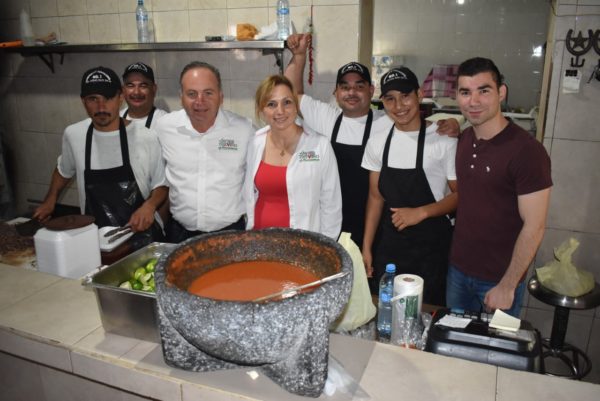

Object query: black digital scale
[425,309,543,372]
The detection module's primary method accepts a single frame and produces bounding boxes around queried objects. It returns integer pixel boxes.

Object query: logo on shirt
[218,138,238,151]
[298,150,320,162]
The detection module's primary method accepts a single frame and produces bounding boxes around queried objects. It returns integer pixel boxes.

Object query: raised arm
[484,187,551,311]
[284,33,311,96]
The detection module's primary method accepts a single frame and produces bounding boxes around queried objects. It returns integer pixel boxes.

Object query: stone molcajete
[154,228,353,397]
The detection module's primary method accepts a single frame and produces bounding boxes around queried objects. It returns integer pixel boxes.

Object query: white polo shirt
[299,95,390,144]
[243,125,342,240]
[120,107,168,129]
[157,108,254,232]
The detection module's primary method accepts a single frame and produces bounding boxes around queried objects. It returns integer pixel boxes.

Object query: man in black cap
[285,33,460,251]
[33,66,167,245]
[121,61,168,129]
[361,67,458,305]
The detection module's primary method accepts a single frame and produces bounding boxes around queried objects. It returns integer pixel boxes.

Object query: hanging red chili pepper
[308,5,314,85]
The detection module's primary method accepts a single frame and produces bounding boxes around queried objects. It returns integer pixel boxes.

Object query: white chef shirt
[299,95,390,144]
[361,122,457,202]
[243,125,342,240]
[57,119,167,213]
[120,107,168,129]
[157,108,254,232]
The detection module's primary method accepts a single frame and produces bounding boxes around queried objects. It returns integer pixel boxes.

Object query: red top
[254,161,290,229]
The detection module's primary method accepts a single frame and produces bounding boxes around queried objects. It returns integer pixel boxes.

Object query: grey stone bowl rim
[154,227,353,308]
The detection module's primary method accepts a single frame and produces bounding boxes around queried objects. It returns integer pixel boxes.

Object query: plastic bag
[323,355,370,400]
[536,238,595,297]
[330,233,377,332]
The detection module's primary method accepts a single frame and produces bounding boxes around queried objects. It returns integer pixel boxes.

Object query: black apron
[123,106,156,129]
[330,109,373,249]
[374,120,452,306]
[84,118,161,249]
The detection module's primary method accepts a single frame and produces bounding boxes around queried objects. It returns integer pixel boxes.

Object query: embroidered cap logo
[382,70,408,85]
[341,63,364,75]
[85,70,113,85]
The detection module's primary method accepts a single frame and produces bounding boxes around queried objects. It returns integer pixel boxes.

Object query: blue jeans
[446,265,526,317]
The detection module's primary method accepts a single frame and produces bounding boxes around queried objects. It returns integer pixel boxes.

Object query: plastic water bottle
[20,9,35,46]
[377,263,396,340]
[276,0,290,40]
[136,0,150,43]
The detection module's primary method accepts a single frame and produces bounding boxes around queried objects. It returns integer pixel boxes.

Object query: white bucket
[34,223,101,279]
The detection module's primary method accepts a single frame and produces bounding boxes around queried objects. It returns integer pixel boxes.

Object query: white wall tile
[86,0,120,15]
[30,0,58,18]
[89,14,122,44]
[189,9,228,40]
[118,0,147,13]
[547,139,600,232]
[497,367,600,400]
[71,351,182,401]
[228,0,267,8]
[585,317,600,384]
[153,10,190,42]
[0,352,47,401]
[0,328,73,371]
[119,13,138,43]
[153,0,188,12]
[312,5,359,78]
[313,0,359,5]
[59,15,90,44]
[31,17,60,40]
[57,0,87,16]
[189,0,226,9]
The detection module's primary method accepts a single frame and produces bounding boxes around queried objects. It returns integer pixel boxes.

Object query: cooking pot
[154,228,353,397]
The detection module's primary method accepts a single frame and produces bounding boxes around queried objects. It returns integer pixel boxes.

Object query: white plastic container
[34,223,101,279]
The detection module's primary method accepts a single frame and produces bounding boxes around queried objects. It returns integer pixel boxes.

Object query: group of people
[32,32,552,317]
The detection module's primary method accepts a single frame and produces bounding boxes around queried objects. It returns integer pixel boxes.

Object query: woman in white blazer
[243,75,342,239]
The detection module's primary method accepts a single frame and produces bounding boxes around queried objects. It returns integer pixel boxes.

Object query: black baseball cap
[379,67,419,97]
[336,62,371,85]
[123,62,155,83]
[80,66,121,98]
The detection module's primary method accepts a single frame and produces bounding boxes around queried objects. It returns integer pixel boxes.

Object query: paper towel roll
[391,274,424,346]
[392,274,424,314]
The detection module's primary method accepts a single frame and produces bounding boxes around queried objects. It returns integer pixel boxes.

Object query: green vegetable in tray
[118,258,158,293]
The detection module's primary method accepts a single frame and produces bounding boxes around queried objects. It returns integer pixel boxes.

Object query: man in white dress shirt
[156,61,255,243]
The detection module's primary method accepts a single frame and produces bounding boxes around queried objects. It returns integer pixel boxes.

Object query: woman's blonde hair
[255,75,302,122]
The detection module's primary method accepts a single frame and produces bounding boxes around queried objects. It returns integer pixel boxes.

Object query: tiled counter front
[0,263,598,401]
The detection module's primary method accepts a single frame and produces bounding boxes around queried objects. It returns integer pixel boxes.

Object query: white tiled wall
[522,0,600,386]
[373,0,550,112]
[1,0,599,387]
[0,0,360,215]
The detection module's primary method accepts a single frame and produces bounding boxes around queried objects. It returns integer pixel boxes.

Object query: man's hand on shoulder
[436,118,461,137]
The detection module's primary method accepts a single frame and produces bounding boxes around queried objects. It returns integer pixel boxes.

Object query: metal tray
[83,242,176,342]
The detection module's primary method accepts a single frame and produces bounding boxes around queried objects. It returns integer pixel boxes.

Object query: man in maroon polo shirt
[447,57,552,317]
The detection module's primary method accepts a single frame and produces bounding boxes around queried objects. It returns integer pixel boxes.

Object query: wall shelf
[2,41,287,74]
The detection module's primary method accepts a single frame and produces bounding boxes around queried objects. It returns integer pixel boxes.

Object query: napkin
[489,309,521,332]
